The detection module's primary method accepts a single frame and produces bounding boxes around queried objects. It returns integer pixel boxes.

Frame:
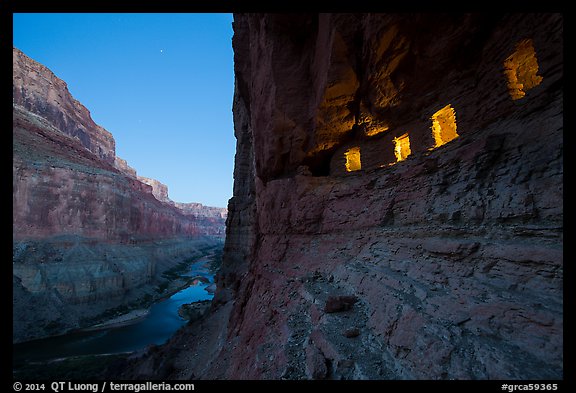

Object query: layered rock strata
[13,48,115,164]
[127,13,563,380]
[13,48,226,342]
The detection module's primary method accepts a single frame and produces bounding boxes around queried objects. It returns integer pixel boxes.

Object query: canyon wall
[125,13,563,380]
[12,48,226,342]
[13,48,115,164]
[137,176,228,223]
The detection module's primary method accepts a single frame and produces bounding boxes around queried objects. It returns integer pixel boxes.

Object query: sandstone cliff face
[13,48,115,164]
[12,48,226,342]
[137,176,228,223]
[13,104,205,242]
[138,176,171,203]
[124,13,562,380]
[114,156,138,178]
[172,202,227,220]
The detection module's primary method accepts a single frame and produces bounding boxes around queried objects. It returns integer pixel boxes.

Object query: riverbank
[13,283,216,378]
[14,236,224,344]
[81,309,150,331]
[74,246,222,335]
[177,299,212,322]
[13,242,223,381]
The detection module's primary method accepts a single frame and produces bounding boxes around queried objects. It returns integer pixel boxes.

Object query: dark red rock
[305,343,328,380]
[324,296,358,313]
[13,47,115,164]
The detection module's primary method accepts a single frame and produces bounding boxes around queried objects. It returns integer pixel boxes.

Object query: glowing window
[393,133,411,162]
[431,104,458,148]
[345,147,361,172]
[503,39,543,100]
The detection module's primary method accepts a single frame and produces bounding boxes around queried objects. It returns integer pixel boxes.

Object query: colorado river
[13,261,215,365]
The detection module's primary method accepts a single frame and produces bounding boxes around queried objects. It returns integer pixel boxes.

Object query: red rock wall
[138,176,172,203]
[13,48,116,164]
[114,156,138,178]
[13,106,205,242]
[12,48,226,241]
[124,13,563,380]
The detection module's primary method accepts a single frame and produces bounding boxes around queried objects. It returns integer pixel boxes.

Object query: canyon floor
[13,242,223,380]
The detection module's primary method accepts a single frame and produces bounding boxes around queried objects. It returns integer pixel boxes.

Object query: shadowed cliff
[122,13,562,380]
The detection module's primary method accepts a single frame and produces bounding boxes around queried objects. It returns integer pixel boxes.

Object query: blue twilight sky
[13,13,235,208]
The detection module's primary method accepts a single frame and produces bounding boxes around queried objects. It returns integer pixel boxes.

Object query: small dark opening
[303,148,336,177]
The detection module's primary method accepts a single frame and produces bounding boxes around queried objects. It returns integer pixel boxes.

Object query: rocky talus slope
[13,48,226,342]
[126,13,562,379]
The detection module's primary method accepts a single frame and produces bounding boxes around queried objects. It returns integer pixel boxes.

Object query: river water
[13,259,215,365]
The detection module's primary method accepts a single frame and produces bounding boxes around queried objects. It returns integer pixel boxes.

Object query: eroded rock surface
[124,13,563,380]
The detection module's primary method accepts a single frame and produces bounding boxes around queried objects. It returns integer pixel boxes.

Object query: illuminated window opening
[345,147,361,172]
[503,39,543,100]
[393,133,411,162]
[431,104,458,148]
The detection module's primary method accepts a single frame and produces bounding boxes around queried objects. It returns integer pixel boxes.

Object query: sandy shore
[81,309,150,331]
